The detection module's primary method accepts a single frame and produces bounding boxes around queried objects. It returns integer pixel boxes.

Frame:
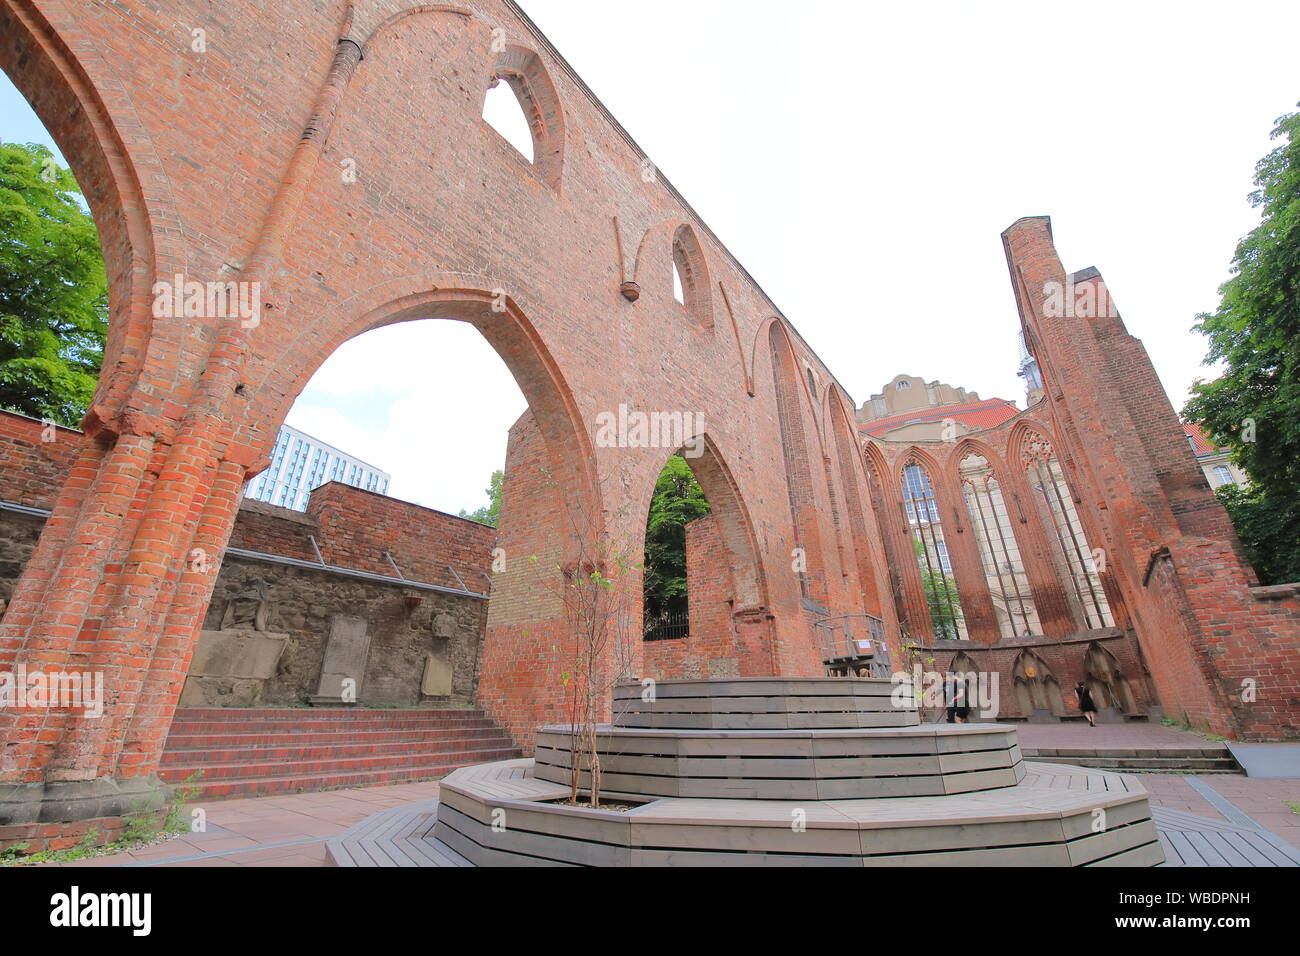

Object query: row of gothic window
[898,440,1112,640]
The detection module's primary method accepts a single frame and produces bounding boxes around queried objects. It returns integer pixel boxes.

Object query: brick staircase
[160,708,522,800]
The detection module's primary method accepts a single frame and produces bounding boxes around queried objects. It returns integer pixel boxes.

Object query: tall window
[482,75,535,163]
[959,452,1041,638]
[1023,432,1113,629]
[900,461,966,639]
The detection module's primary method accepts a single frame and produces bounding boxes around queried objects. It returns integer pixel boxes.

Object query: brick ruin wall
[0,410,493,707]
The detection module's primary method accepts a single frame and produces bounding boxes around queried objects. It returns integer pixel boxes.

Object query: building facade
[1184,423,1249,490]
[244,424,390,512]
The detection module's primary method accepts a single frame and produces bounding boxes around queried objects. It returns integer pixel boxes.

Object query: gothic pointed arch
[767,319,832,609]
[898,450,967,639]
[484,44,566,188]
[1012,648,1064,717]
[955,443,1041,638]
[1083,640,1137,713]
[1017,426,1114,629]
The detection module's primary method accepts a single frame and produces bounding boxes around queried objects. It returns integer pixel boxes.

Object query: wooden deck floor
[1155,806,1300,867]
[325,765,1299,868]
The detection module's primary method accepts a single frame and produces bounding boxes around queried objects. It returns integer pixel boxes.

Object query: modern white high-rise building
[244,423,391,512]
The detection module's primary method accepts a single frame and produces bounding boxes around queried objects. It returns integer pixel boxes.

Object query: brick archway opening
[249,286,603,749]
[0,4,159,422]
[641,435,773,681]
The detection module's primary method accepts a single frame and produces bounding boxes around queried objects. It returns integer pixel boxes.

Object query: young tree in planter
[527,468,638,809]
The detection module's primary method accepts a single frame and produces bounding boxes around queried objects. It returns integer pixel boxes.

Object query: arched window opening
[1022,431,1113,629]
[958,451,1041,639]
[900,461,966,640]
[482,75,535,163]
[642,455,710,641]
[1083,641,1136,713]
[670,225,713,328]
[769,324,827,609]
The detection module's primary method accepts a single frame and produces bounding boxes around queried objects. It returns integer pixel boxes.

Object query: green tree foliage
[1213,483,1300,587]
[642,455,710,623]
[1183,105,1300,584]
[458,469,504,527]
[0,142,107,426]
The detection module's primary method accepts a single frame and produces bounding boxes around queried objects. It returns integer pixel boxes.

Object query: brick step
[164,727,503,751]
[162,749,522,790]
[167,760,515,801]
[168,717,497,735]
[1028,754,1241,773]
[173,707,485,722]
[160,734,513,765]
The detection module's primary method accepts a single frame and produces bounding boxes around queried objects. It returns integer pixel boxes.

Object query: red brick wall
[1,2,880,799]
[643,512,743,680]
[1002,217,1300,739]
[477,409,581,748]
[306,482,494,591]
[0,412,81,509]
[0,409,493,590]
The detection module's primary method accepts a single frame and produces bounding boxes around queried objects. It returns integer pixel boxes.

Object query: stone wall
[201,556,485,707]
[0,409,492,708]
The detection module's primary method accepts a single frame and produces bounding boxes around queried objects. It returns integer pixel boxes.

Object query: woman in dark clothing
[1075,681,1097,727]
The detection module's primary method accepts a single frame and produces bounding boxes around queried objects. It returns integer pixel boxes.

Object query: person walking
[1075,680,1097,728]
[945,674,970,724]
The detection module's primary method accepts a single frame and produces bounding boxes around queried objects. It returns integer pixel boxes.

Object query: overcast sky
[4,1,1297,515]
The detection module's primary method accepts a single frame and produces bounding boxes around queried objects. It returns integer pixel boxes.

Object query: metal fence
[643,610,689,642]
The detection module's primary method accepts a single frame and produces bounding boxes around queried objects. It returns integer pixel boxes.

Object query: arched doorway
[247,284,602,746]
[639,435,772,681]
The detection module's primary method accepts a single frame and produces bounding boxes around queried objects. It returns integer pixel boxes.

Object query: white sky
[5,0,1298,514]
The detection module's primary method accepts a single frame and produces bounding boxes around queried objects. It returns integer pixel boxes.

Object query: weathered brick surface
[0,412,490,709]
[1002,218,1300,739]
[643,512,750,681]
[0,1,1293,846]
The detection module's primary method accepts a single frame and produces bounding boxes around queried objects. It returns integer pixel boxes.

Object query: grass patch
[1159,716,1227,742]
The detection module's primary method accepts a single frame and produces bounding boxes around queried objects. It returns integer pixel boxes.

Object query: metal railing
[813,613,891,677]
[643,610,689,642]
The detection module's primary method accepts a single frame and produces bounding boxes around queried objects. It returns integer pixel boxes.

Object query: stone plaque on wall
[421,651,453,697]
[179,628,289,707]
[311,614,371,704]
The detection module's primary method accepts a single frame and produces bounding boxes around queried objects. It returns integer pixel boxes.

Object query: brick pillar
[998,457,1078,636]
[1003,216,1300,738]
[933,464,999,643]
[865,445,935,644]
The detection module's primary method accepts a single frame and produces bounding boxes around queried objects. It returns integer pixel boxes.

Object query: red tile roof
[1183,422,1226,457]
[859,398,1020,438]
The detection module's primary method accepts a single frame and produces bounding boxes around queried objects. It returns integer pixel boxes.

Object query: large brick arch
[248,277,601,529]
[0,0,880,833]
